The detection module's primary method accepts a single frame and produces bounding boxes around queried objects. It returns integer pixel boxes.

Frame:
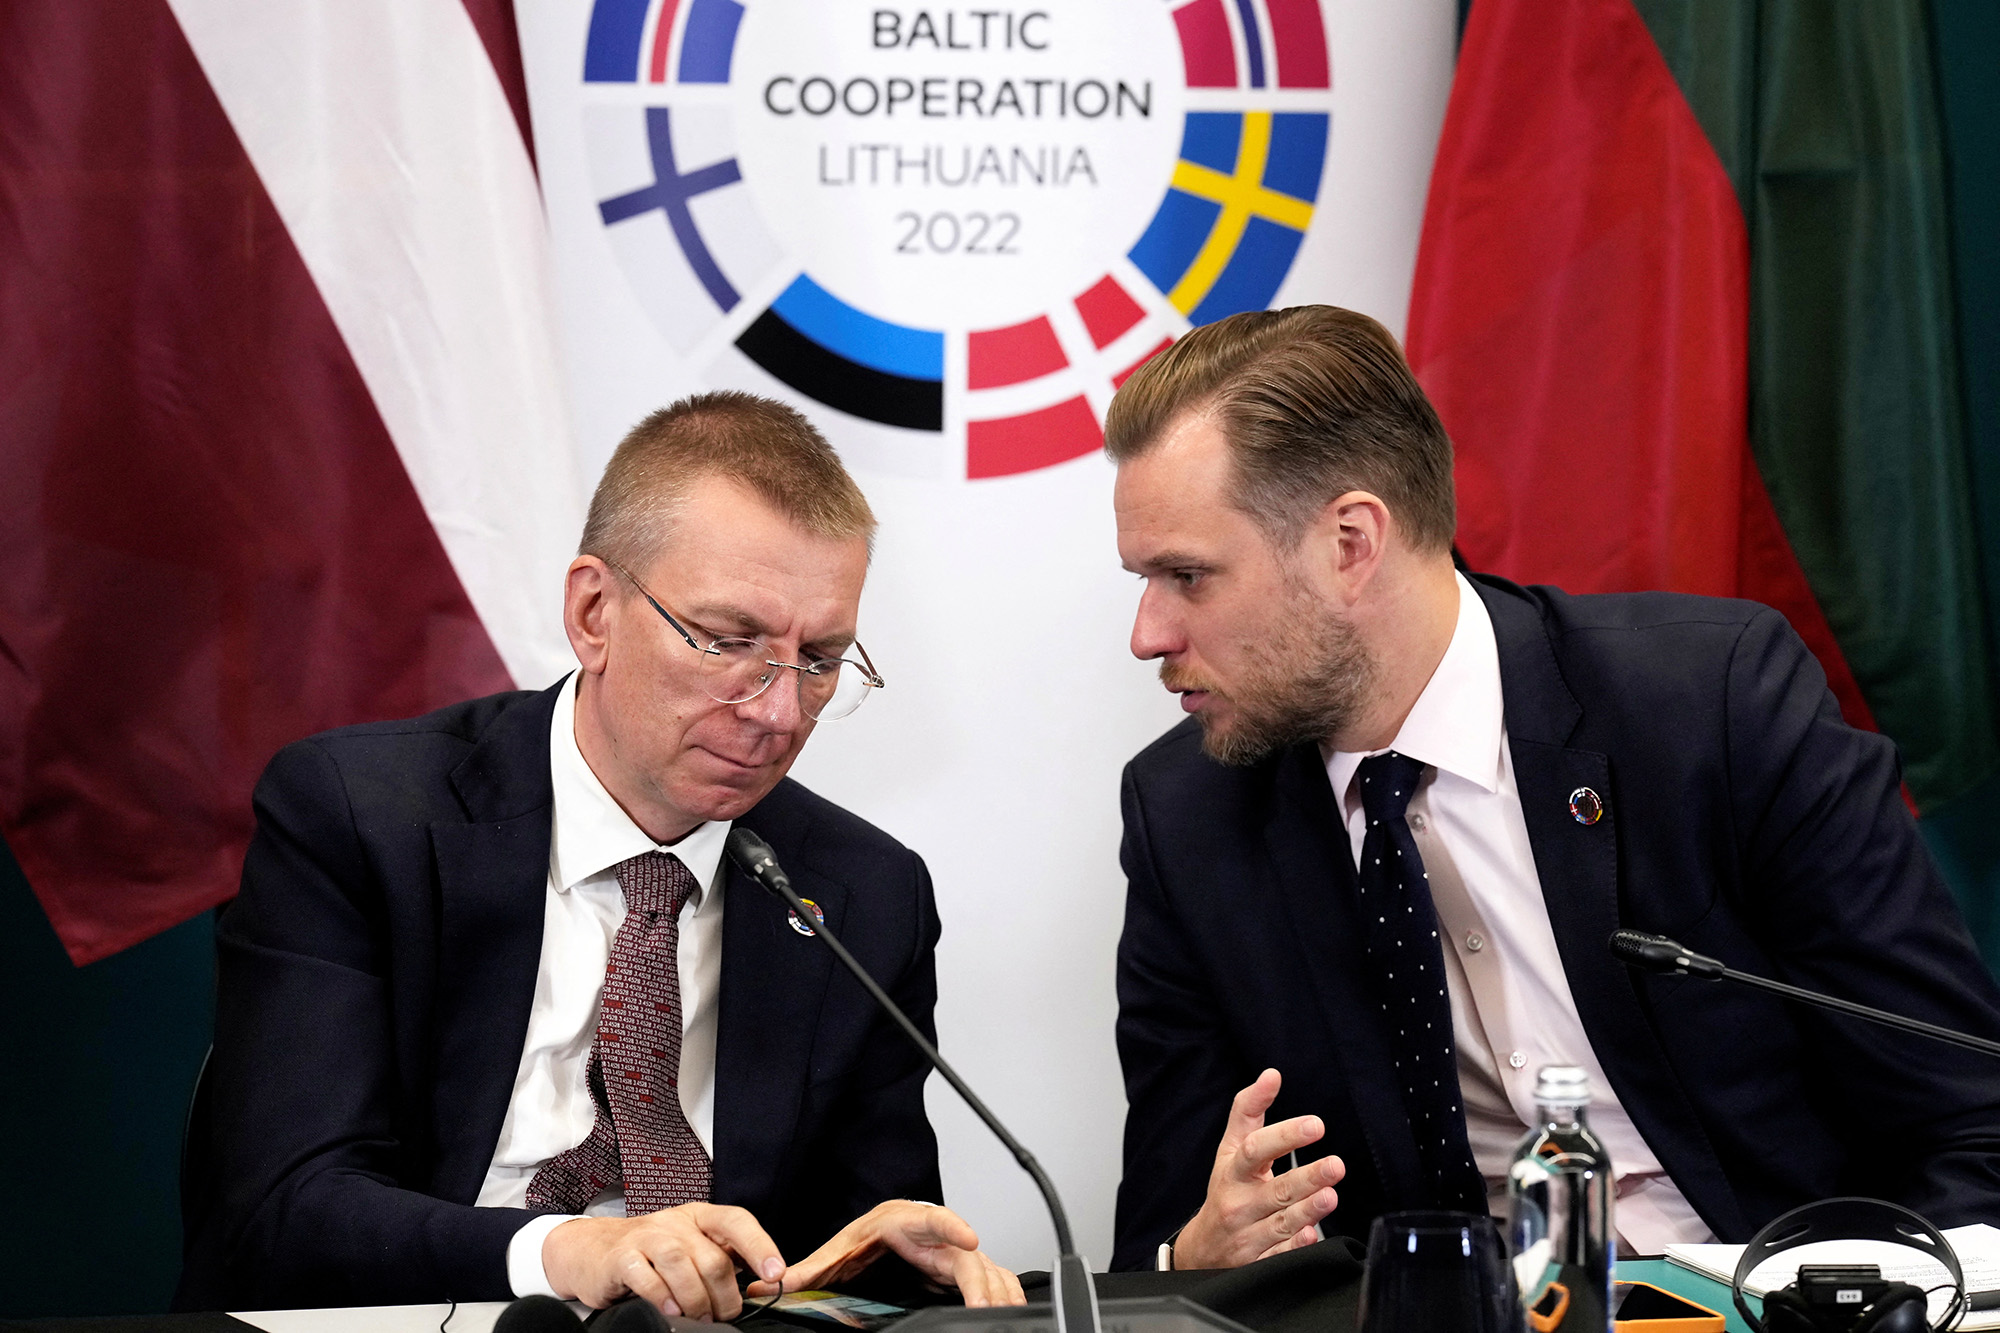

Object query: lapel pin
[788,898,826,937]
[1568,787,1605,826]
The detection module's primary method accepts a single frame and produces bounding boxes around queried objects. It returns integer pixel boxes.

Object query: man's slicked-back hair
[580,391,876,569]
[1104,306,1455,553]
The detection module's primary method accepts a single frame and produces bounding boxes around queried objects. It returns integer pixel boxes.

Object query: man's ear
[1302,491,1391,603]
[564,556,615,676]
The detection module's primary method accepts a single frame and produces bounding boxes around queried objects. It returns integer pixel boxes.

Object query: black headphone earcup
[1853,1283,1931,1333]
[1760,1287,1829,1333]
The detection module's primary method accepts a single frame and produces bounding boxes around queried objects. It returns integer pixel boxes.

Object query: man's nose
[738,669,805,733]
[1129,584,1184,662]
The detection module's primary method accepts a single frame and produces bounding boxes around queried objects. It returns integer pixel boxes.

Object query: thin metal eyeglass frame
[600,559,884,713]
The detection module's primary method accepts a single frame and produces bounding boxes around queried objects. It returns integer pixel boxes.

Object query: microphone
[588,1297,706,1331]
[1607,929,1726,979]
[1608,930,2000,1058]
[726,827,1102,1333]
[494,1294,585,1331]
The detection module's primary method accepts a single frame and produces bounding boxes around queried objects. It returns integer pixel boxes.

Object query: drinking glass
[1358,1210,1524,1333]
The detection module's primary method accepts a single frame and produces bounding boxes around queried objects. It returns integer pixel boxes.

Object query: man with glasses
[179,393,1022,1314]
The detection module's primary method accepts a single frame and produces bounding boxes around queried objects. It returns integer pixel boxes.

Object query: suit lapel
[1478,579,1747,1239]
[710,787,843,1208]
[1261,745,1426,1205]
[426,681,564,1203]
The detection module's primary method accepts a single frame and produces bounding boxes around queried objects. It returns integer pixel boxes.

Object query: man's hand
[747,1201,1027,1308]
[1171,1069,1344,1269]
[543,1202,786,1318]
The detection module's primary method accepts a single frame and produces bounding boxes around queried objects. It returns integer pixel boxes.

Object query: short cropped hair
[1104,306,1455,553]
[580,391,876,569]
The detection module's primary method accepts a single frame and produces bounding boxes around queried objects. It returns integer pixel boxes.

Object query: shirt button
[1466,932,1485,952]
[1509,1051,1527,1070]
[1410,813,1427,832]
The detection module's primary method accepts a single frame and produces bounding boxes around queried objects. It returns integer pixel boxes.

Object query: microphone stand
[1608,930,2000,1058]
[727,830,1100,1333]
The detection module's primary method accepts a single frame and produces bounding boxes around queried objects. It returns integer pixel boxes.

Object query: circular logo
[787,897,826,936]
[580,0,1332,478]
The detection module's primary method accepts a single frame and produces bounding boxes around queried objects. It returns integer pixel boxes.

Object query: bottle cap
[1533,1065,1592,1106]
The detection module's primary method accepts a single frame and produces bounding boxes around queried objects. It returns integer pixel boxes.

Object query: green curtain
[0,836,213,1317]
[1627,0,2000,963]
[1633,0,1997,812]
[1922,0,2000,959]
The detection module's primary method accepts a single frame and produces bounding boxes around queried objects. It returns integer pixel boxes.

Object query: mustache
[1159,661,1220,696]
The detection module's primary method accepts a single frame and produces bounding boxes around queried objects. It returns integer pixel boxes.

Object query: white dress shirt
[475,670,731,1295]
[1322,573,1712,1255]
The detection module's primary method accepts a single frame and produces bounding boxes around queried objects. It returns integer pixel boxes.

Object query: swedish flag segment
[1129,110,1328,324]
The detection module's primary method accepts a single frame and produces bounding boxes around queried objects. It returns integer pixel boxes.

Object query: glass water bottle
[1506,1065,1615,1332]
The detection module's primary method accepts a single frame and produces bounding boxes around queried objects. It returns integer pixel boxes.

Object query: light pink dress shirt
[1322,574,1713,1255]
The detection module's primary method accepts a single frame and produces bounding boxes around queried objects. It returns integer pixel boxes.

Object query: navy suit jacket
[1111,575,2000,1269]
[178,680,943,1309]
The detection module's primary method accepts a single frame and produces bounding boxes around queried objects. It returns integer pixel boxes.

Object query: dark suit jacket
[1111,575,2000,1269]
[177,680,943,1309]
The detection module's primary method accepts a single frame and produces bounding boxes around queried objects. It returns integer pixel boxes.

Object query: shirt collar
[1325,571,1506,804]
[548,670,731,901]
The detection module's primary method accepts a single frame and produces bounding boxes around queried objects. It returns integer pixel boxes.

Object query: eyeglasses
[603,560,884,721]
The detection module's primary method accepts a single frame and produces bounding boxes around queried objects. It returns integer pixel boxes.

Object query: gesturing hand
[542,1201,786,1319]
[1170,1069,1345,1269]
[747,1200,1027,1308]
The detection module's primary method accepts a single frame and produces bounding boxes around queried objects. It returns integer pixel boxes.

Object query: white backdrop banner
[518,0,1454,1269]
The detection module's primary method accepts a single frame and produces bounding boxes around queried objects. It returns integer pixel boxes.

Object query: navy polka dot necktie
[1354,750,1486,1212]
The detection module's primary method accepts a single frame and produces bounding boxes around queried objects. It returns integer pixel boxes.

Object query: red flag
[1405,0,1874,735]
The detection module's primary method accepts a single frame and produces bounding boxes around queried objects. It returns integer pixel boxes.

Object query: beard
[1161,579,1377,767]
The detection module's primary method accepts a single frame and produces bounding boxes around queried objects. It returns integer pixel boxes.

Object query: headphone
[1733,1197,1965,1333]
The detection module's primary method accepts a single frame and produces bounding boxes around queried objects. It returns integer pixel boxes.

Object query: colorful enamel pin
[789,898,826,937]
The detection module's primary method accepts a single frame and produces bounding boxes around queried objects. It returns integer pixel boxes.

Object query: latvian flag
[1,0,583,964]
[1408,0,1999,827]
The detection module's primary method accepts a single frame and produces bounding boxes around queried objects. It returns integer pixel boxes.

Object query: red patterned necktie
[526,851,713,1215]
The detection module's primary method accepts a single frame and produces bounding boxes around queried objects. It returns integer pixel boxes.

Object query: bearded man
[1104,306,2000,1271]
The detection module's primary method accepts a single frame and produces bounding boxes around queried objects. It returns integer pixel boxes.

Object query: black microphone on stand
[1608,929,2000,1059]
[494,1294,588,1331]
[726,827,1102,1333]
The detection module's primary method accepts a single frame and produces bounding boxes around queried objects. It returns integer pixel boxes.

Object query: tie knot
[615,851,700,918]
[1356,750,1426,823]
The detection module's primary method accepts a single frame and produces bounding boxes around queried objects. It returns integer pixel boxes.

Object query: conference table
[3,1256,1759,1333]
[236,1303,522,1332]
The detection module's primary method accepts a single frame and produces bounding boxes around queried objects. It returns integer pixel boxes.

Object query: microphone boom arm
[1610,930,2000,1059]
[728,826,1099,1333]
[1704,963,2000,1059]
[762,867,1077,1256]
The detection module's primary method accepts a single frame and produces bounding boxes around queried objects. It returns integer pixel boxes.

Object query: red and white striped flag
[0,0,582,964]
